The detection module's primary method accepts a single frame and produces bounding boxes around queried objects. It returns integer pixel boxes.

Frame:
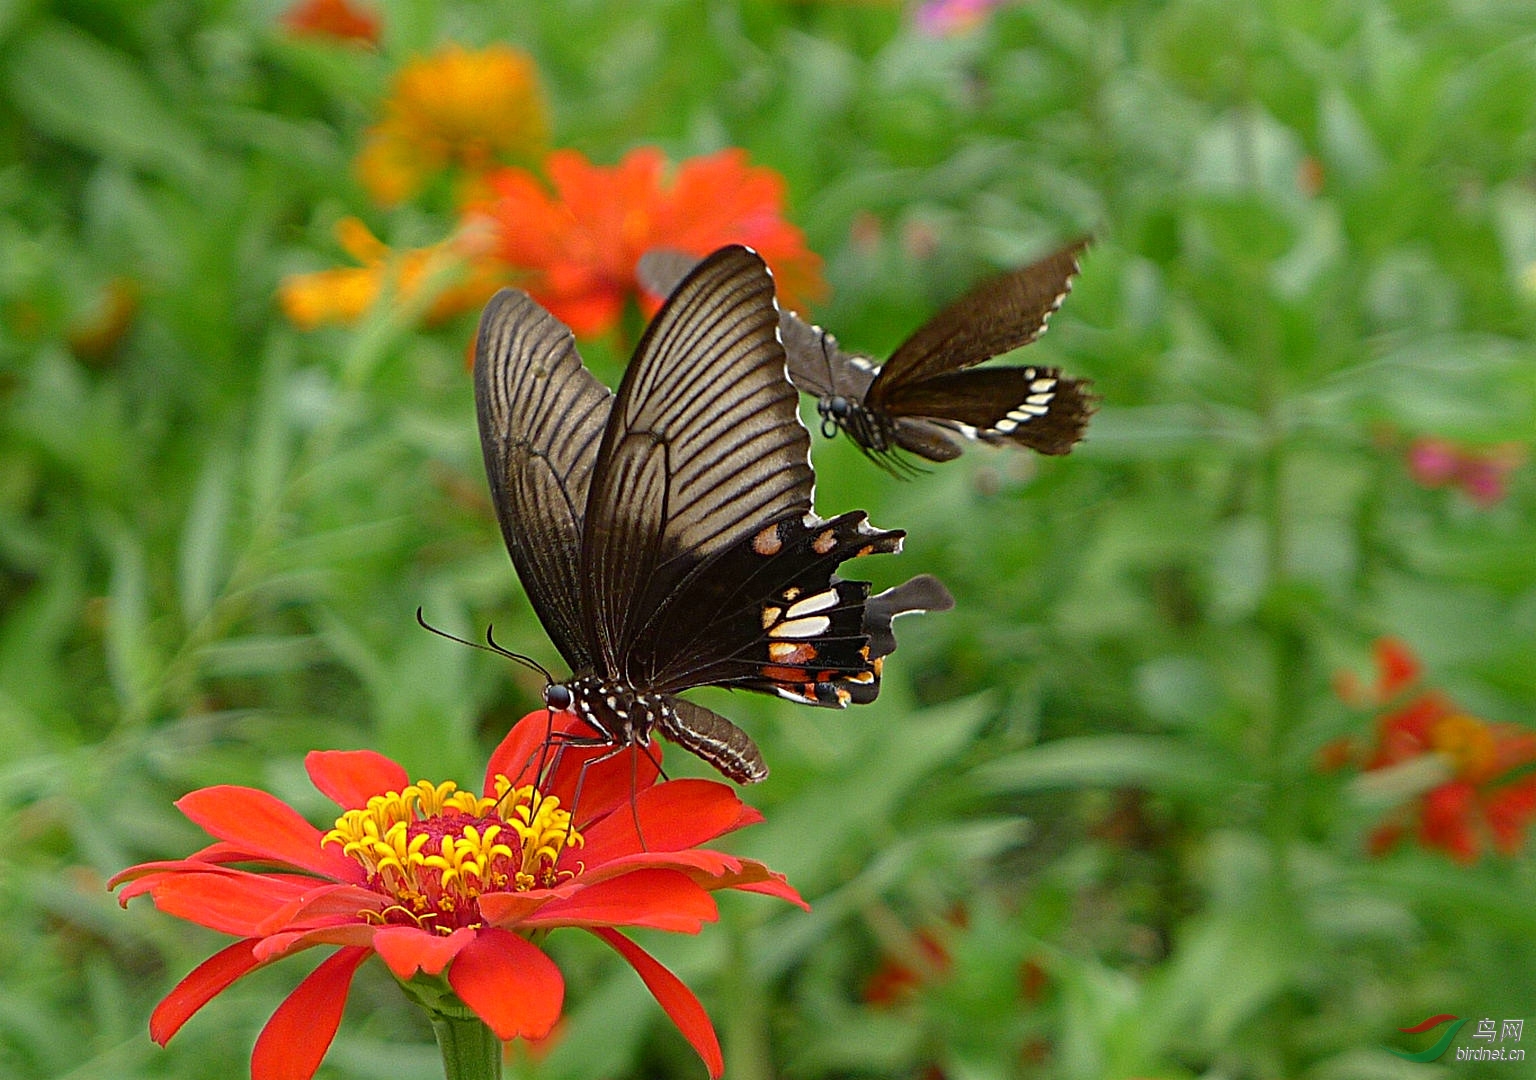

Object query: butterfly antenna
[413,608,560,685]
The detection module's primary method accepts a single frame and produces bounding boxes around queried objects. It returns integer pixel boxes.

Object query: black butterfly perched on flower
[471,245,952,784]
[639,239,1097,475]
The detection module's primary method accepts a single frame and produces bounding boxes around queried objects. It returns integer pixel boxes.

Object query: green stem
[430,1012,503,1080]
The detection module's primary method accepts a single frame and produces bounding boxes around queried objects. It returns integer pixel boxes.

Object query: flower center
[323,777,583,931]
[1431,713,1498,783]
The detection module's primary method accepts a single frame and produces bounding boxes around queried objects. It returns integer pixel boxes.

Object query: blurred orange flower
[67,277,140,364]
[357,44,547,207]
[1330,637,1536,863]
[278,218,506,330]
[280,0,380,45]
[475,147,825,337]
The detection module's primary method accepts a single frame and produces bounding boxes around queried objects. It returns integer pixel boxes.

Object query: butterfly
[639,239,1097,475]
[472,245,953,784]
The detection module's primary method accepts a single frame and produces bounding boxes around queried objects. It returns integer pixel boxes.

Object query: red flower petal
[485,711,661,826]
[256,882,387,935]
[373,925,476,979]
[147,870,314,935]
[518,868,717,932]
[592,927,723,1078]
[448,928,564,1040]
[150,939,263,1045]
[1484,776,1536,856]
[254,923,377,962]
[176,786,360,881]
[251,946,370,1080]
[1419,781,1481,863]
[577,779,752,865]
[1374,637,1421,698]
[486,709,574,790]
[730,875,811,910]
[306,749,410,809]
[564,848,806,907]
[476,885,570,926]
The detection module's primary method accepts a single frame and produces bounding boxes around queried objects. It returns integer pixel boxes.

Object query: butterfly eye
[544,684,573,712]
[828,396,851,418]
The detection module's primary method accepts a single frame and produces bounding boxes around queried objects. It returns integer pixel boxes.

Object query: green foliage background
[3,1,1535,1078]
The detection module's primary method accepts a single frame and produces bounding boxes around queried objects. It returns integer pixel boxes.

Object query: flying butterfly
[639,239,1097,475]
[471,245,952,784]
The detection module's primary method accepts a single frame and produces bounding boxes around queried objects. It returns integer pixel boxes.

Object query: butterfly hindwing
[473,287,613,671]
[879,365,1098,456]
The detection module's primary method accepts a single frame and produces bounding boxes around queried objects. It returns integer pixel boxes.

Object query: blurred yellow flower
[356,43,547,207]
[278,217,507,330]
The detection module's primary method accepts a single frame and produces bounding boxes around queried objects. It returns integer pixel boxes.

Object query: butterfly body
[640,239,1097,474]
[474,245,951,783]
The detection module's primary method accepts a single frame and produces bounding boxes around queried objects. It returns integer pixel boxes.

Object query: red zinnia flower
[1331,637,1536,863]
[474,147,825,337]
[280,0,380,45]
[112,711,804,1079]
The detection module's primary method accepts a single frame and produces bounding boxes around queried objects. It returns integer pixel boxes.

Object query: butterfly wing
[879,366,1097,456]
[869,238,1088,395]
[637,246,876,403]
[473,287,613,671]
[612,246,948,712]
[581,245,814,677]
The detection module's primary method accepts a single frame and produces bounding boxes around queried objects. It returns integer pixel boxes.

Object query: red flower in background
[280,0,380,45]
[1330,638,1536,863]
[1405,436,1524,507]
[475,147,824,336]
[113,711,803,1080]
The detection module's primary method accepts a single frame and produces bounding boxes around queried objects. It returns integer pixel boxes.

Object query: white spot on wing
[786,589,839,618]
[772,615,832,639]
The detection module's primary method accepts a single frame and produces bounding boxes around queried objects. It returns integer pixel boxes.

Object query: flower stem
[430,1012,502,1080]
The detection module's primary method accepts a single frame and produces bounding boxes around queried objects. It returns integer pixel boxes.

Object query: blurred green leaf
[5,22,206,185]
[178,444,234,628]
[103,523,156,724]
[974,734,1231,796]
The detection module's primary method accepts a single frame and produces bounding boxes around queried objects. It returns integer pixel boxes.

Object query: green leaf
[5,22,206,185]
[178,445,234,628]
[973,734,1229,795]
[103,524,156,724]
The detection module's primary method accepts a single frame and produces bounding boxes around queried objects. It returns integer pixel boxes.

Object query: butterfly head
[818,394,852,438]
[543,682,573,712]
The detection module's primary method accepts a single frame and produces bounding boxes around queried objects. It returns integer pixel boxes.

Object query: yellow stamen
[322,776,582,932]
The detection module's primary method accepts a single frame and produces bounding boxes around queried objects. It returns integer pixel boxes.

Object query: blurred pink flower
[916,0,1005,36]
[1405,436,1523,507]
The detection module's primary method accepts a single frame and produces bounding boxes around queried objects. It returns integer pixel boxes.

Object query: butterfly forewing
[473,288,613,670]
[871,238,1088,394]
[582,245,814,680]
[637,247,864,402]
